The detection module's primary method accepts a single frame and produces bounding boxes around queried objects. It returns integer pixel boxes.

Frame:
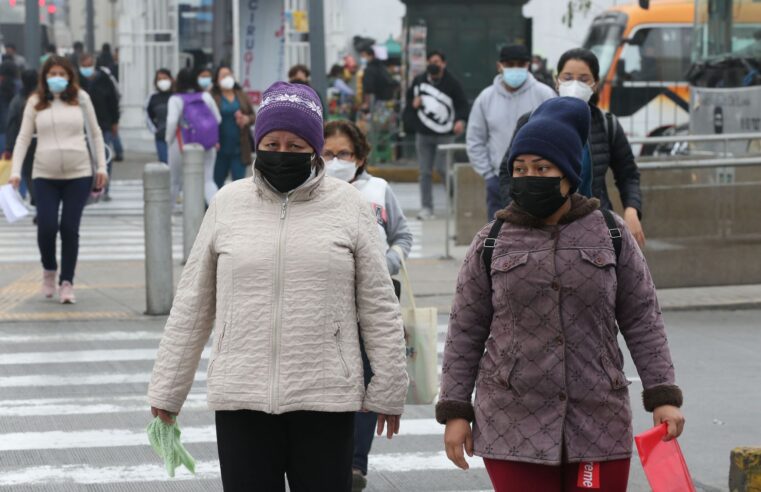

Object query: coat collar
[495,194,600,228]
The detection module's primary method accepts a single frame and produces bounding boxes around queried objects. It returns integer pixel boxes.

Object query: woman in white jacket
[148,82,408,492]
[164,67,221,205]
[8,55,107,304]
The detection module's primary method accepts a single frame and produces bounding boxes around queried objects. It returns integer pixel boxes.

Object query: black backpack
[482,208,622,282]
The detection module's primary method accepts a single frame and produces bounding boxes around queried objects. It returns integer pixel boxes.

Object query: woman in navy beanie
[437,97,685,491]
[148,81,408,491]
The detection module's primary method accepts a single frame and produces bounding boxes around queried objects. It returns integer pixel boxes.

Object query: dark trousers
[484,457,631,492]
[214,152,247,189]
[102,130,114,193]
[215,410,354,492]
[155,138,168,164]
[33,177,91,284]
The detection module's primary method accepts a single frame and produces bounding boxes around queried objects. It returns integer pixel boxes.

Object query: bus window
[584,22,625,81]
[619,26,693,82]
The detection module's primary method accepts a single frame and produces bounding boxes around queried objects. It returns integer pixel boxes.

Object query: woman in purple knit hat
[148,82,408,491]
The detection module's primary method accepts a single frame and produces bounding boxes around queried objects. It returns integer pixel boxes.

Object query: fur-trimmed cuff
[642,384,683,412]
[435,399,475,424]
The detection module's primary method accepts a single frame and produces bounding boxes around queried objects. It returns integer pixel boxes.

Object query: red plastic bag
[634,423,696,492]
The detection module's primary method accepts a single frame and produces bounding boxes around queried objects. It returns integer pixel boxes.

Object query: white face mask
[220,76,235,90]
[558,80,594,102]
[157,79,172,92]
[325,157,358,182]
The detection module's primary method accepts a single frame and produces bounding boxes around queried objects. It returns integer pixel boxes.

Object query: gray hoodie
[466,72,555,179]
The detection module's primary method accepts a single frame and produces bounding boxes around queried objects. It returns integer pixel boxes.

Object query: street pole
[24,0,41,69]
[182,144,206,263]
[86,0,95,54]
[143,163,173,315]
[308,0,328,104]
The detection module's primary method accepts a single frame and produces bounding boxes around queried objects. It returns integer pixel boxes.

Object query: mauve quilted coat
[436,195,682,465]
[148,166,408,416]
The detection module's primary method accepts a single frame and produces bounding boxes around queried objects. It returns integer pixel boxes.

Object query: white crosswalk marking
[0,320,493,490]
[0,179,425,263]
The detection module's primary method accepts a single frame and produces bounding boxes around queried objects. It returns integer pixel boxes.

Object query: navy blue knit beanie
[507,97,591,193]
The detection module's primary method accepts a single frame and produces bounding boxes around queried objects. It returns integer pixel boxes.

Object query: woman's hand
[234,110,250,128]
[624,207,645,248]
[444,418,473,470]
[95,171,109,190]
[376,414,401,439]
[653,405,685,441]
[8,176,21,190]
[151,406,176,425]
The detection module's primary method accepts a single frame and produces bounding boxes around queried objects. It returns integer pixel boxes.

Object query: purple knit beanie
[254,81,324,154]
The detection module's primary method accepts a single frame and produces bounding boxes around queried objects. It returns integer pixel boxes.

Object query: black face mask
[510,176,569,219]
[426,63,442,77]
[255,150,313,193]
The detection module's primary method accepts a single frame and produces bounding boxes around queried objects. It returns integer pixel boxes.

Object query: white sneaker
[416,207,435,220]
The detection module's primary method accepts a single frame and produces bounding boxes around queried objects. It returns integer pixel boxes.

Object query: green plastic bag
[146,417,196,477]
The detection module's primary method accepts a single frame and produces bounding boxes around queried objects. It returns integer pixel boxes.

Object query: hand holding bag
[393,246,439,405]
[635,423,696,492]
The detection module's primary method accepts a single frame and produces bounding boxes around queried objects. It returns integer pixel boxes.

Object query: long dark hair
[211,65,241,95]
[556,48,601,106]
[324,119,372,168]
[35,55,80,110]
[175,68,200,93]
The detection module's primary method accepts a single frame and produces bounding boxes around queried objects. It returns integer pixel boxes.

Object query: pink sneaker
[42,270,56,298]
[59,281,76,304]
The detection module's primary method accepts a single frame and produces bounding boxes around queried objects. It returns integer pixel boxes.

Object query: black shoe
[114,155,124,162]
[351,469,367,491]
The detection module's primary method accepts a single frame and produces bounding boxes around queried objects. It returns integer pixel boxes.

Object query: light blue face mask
[197,76,212,89]
[79,66,95,78]
[502,67,528,89]
[46,76,69,94]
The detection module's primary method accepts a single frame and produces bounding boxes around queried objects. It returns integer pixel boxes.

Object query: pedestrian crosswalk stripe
[0,453,484,486]
[0,347,210,365]
[0,394,208,417]
[0,371,206,388]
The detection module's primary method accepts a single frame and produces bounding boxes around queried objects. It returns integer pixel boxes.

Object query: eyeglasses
[558,73,594,84]
[322,151,355,161]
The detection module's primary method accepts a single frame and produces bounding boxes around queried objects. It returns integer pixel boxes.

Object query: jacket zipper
[269,195,289,413]
[334,324,350,378]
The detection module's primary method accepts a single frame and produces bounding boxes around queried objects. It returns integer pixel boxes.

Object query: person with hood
[322,119,412,491]
[406,50,469,221]
[466,44,555,220]
[79,53,119,200]
[498,48,644,247]
[438,97,684,492]
[148,82,407,491]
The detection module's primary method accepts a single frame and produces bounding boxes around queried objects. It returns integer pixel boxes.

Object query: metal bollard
[143,163,173,315]
[182,144,206,262]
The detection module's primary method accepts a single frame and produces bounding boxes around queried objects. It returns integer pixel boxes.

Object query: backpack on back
[179,93,218,150]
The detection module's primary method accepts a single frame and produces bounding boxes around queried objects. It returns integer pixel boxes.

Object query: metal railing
[436,133,761,255]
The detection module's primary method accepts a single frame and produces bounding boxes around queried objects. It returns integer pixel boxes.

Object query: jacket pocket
[491,252,529,274]
[579,249,616,269]
[207,321,227,378]
[478,354,518,394]
[334,323,350,378]
[600,353,631,390]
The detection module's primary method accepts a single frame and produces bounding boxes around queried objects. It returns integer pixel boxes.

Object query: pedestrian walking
[499,48,644,247]
[2,43,27,70]
[148,81,407,492]
[4,69,38,203]
[196,67,213,92]
[323,119,413,491]
[67,41,84,69]
[466,44,555,220]
[78,53,120,200]
[7,55,108,304]
[165,67,221,205]
[359,47,397,109]
[210,66,255,188]
[144,68,175,164]
[405,50,469,220]
[437,97,684,492]
[0,60,19,157]
[96,43,117,76]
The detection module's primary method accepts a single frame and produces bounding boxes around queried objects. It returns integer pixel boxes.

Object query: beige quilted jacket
[148,166,408,416]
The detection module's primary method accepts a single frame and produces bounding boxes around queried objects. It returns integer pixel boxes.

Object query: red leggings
[484,457,631,492]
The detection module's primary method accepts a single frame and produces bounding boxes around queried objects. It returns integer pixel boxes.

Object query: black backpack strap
[482,219,505,283]
[605,112,616,150]
[600,208,622,262]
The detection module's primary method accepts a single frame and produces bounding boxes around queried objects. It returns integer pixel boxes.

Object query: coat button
[551,280,560,291]
[595,257,604,265]
[555,336,563,345]
[558,392,567,402]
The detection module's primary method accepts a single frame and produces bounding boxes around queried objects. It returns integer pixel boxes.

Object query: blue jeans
[112,131,124,158]
[33,177,92,284]
[155,138,168,164]
[214,152,247,189]
[102,130,114,193]
[353,336,376,476]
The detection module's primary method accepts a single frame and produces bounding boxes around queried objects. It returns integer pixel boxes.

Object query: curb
[660,301,761,312]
